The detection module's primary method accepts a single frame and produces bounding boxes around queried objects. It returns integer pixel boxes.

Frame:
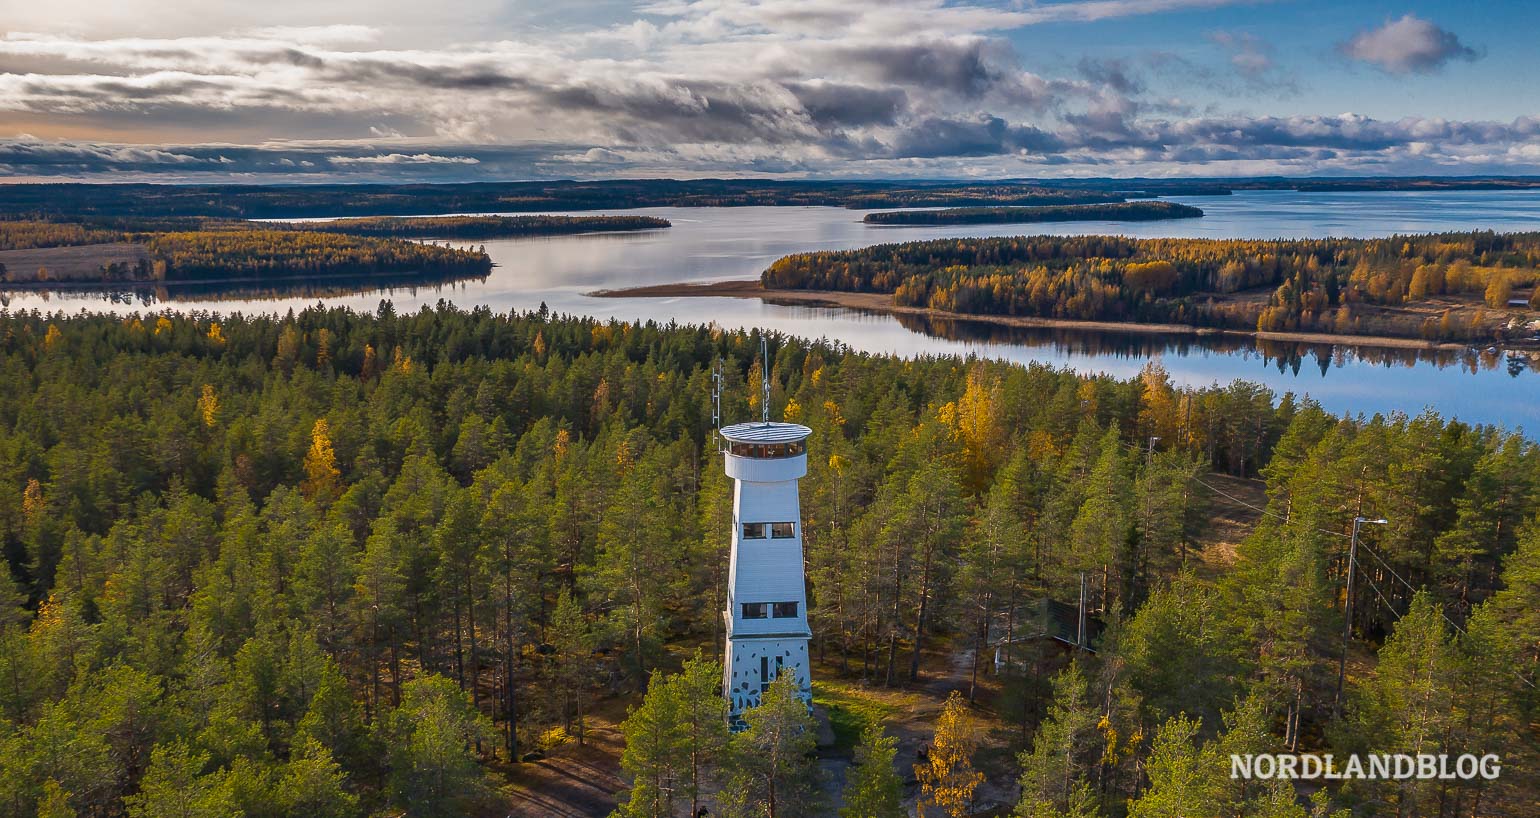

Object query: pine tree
[1339,592,1454,815]
[381,675,494,817]
[885,461,965,683]
[614,653,728,818]
[1126,714,1220,818]
[720,672,824,818]
[548,587,596,744]
[673,653,730,816]
[615,670,684,818]
[1069,427,1133,611]
[840,723,903,818]
[125,742,241,818]
[1014,662,1101,818]
[278,739,358,818]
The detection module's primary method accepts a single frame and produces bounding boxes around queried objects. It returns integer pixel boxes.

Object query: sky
[0,0,1537,182]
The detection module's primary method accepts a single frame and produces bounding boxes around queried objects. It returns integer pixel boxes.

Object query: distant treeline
[4,178,1539,219]
[763,232,1540,341]
[0,180,1143,218]
[862,200,1203,225]
[0,221,123,250]
[281,214,671,239]
[1008,176,1540,195]
[0,214,669,249]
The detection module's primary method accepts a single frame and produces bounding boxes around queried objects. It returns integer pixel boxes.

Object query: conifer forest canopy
[0,304,1538,816]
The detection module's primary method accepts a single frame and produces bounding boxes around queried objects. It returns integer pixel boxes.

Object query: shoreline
[0,267,491,292]
[590,279,1477,352]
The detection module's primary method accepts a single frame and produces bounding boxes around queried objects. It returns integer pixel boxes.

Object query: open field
[0,242,147,282]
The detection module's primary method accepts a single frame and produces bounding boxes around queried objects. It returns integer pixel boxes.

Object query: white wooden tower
[716,346,812,725]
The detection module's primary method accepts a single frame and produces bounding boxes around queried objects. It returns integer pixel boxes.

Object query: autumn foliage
[764,232,1540,340]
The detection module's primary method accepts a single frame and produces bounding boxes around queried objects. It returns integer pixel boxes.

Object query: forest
[763,232,1540,342]
[0,214,669,251]
[0,180,1139,219]
[139,231,491,282]
[278,215,672,239]
[0,221,494,284]
[0,305,1537,816]
[861,201,1203,226]
[8,178,1539,220]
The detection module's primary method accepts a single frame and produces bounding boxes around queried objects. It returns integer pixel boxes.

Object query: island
[0,214,677,285]
[599,231,1540,349]
[0,219,489,285]
[276,214,672,239]
[862,200,1203,225]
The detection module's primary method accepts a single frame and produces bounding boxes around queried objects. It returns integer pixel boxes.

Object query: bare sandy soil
[500,722,627,818]
[0,243,148,283]
[593,279,1495,352]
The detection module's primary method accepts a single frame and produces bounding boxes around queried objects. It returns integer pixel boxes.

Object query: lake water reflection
[3,189,1539,430]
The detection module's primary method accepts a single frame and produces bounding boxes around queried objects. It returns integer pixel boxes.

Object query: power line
[1119,439,1537,691]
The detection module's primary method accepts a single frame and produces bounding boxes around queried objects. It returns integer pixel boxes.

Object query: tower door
[759,654,784,694]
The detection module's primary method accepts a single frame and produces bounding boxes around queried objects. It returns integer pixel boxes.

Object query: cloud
[1208,31,1271,77]
[1339,14,1480,74]
[328,152,479,165]
[241,25,380,45]
[0,1,1528,180]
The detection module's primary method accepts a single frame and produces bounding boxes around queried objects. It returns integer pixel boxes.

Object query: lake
[3,189,1540,431]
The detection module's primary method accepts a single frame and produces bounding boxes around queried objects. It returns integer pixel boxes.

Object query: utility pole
[1146,435,1160,468]
[1335,515,1387,719]
[1077,572,1087,649]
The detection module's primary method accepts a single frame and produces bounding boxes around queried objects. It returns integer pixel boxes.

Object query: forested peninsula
[0,214,671,285]
[1,307,1538,816]
[763,232,1540,343]
[275,214,671,239]
[862,200,1203,225]
[0,222,491,285]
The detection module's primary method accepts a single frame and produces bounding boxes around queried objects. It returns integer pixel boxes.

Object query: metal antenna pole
[1335,516,1387,719]
[760,336,770,423]
[711,359,722,430]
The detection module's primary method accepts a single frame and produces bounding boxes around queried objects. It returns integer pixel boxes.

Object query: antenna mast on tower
[711,359,724,430]
[760,336,770,423]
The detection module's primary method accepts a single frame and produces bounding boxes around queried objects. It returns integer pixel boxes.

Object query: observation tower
[715,346,813,725]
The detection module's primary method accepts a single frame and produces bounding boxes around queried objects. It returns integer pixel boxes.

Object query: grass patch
[812,679,904,754]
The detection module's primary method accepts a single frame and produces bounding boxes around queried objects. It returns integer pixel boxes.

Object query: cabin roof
[719,422,812,443]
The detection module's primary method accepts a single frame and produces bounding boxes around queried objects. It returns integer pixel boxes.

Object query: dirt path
[1191,472,1268,574]
[500,723,626,818]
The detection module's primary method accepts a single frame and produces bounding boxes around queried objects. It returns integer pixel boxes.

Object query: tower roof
[719,422,812,444]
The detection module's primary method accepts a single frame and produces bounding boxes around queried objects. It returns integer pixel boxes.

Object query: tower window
[770,522,795,538]
[742,523,766,539]
[773,602,799,618]
[726,440,806,459]
[741,603,767,619]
